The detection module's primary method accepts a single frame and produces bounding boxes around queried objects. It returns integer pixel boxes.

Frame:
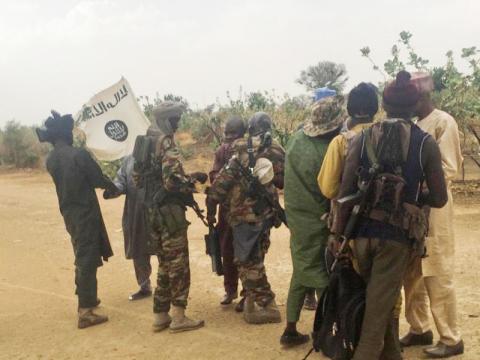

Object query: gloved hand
[103,188,117,199]
[205,193,217,226]
[103,181,120,199]
[190,171,208,184]
[207,214,217,227]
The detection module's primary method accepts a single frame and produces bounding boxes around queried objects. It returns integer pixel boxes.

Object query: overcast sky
[1,0,478,126]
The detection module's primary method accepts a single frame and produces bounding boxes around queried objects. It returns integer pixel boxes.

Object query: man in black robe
[37,110,116,329]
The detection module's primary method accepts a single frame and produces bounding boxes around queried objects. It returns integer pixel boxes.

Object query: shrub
[0,120,50,168]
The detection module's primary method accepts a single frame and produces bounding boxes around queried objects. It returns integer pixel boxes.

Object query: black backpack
[312,254,365,360]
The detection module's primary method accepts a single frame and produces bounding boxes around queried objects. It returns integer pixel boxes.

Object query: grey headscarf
[148,101,186,136]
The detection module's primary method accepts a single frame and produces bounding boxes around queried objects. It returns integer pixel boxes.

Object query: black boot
[220,291,238,305]
[400,330,434,347]
[129,288,152,301]
[280,329,310,347]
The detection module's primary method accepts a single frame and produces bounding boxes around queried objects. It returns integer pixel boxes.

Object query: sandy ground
[1,171,480,360]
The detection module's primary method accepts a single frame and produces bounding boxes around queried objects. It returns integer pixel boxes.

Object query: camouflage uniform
[147,134,194,313]
[208,137,285,307]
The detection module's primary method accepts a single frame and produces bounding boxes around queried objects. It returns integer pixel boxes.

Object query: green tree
[0,120,49,168]
[361,31,429,79]
[296,61,348,93]
[246,91,274,111]
[360,31,480,154]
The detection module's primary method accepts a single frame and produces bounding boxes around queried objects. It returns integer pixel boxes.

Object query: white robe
[416,109,463,276]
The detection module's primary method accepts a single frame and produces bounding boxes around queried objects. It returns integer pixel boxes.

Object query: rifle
[182,192,209,226]
[185,193,224,275]
[330,125,393,272]
[160,190,224,275]
[233,157,287,227]
[160,190,210,227]
[204,225,224,275]
[330,176,372,272]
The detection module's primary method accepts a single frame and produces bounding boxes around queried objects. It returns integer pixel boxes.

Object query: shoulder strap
[247,135,255,173]
[342,130,357,157]
[363,128,378,167]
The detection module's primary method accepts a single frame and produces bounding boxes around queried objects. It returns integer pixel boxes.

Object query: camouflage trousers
[234,225,274,307]
[147,205,191,313]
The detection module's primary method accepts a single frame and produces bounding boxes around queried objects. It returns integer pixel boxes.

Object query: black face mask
[168,116,181,132]
[36,127,73,146]
[36,127,52,143]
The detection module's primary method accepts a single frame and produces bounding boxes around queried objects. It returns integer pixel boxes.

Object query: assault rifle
[233,157,287,227]
[154,188,209,226]
[181,190,224,275]
[204,226,224,275]
[156,188,224,275]
[330,175,373,272]
[330,125,392,272]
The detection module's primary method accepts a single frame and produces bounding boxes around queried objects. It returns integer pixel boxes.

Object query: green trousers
[352,237,411,360]
[286,273,324,322]
[75,264,98,309]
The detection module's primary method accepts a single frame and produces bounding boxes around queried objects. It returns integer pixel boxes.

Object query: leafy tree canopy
[296,61,348,93]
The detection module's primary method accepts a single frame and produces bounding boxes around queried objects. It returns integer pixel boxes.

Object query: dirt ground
[1,171,480,360]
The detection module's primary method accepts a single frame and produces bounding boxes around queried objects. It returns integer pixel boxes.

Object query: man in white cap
[401,72,464,358]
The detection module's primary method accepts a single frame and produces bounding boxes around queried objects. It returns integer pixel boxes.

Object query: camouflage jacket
[155,135,193,194]
[208,137,285,226]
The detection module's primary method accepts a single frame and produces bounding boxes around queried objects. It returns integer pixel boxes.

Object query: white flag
[75,77,150,161]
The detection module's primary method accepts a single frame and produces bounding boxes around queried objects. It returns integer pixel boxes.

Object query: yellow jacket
[317,123,371,199]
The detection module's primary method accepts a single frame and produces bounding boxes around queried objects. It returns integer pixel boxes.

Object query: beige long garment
[404,109,463,346]
[417,109,463,276]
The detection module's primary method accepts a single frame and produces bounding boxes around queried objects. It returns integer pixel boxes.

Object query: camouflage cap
[303,95,346,137]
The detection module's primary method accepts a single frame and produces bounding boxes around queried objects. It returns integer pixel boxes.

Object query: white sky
[1,0,479,126]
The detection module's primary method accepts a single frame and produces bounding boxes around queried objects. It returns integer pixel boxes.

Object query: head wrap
[383,71,420,114]
[303,95,346,137]
[253,157,274,185]
[150,101,186,136]
[36,110,74,144]
[314,87,337,102]
[410,72,434,94]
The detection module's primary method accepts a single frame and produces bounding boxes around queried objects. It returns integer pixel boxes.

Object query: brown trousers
[352,238,411,360]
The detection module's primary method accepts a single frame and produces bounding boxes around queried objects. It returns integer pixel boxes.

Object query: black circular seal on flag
[104,120,128,142]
